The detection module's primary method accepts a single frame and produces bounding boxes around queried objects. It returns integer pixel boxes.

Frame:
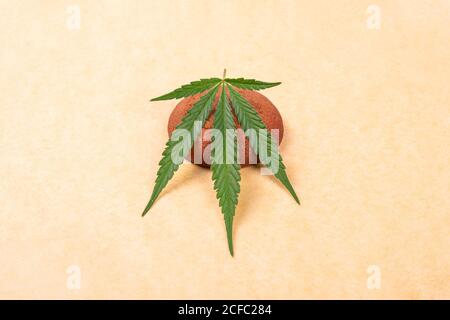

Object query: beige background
[0,0,449,299]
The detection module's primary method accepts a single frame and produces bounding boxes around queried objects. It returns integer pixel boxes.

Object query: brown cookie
[167,88,284,167]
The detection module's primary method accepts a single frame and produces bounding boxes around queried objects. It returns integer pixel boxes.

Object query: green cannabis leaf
[151,78,221,101]
[211,85,241,256]
[143,70,299,256]
[142,85,220,216]
[224,78,281,90]
[227,84,299,204]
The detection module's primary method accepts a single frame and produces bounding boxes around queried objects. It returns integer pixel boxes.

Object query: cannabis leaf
[142,85,220,216]
[211,85,241,256]
[224,78,281,90]
[151,78,221,101]
[228,84,299,204]
[143,70,299,256]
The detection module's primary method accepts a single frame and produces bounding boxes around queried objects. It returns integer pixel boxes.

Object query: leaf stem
[222,68,227,80]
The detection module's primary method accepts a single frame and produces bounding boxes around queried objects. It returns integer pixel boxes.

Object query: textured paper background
[0,0,449,299]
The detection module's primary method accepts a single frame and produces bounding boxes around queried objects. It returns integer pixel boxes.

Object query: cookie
[167,88,284,167]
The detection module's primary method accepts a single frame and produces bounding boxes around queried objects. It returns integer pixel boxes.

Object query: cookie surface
[167,88,284,167]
